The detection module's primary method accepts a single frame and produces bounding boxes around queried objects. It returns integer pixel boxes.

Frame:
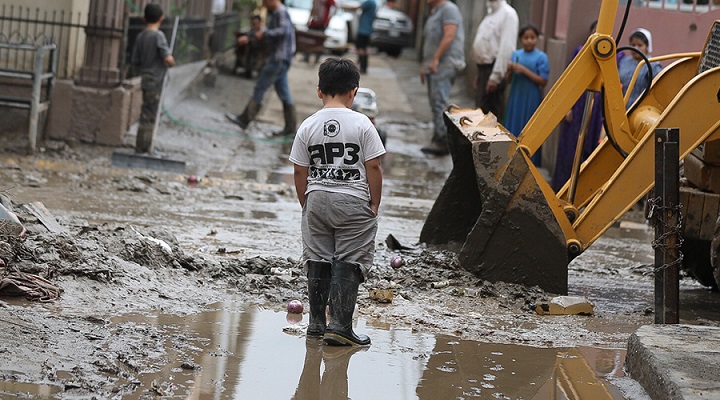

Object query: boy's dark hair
[144,4,164,23]
[318,58,360,97]
[518,23,540,38]
[251,14,262,22]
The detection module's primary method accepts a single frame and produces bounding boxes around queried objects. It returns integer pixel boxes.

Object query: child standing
[289,58,385,346]
[503,24,549,167]
[131,4,175,154]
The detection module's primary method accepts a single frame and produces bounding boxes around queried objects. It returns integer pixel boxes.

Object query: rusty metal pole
[654,128,680,324]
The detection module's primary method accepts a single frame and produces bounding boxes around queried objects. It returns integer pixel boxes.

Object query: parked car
[370,4,414,57]
[285,0,352,55]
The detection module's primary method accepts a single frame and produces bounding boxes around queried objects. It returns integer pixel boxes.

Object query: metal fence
[1,3,242,87]
[0,4,90,81]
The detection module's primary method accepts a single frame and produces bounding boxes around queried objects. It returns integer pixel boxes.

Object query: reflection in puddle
[94,300,629,399]
[0,381,61,399]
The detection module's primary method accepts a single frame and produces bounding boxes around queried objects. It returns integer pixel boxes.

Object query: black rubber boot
[359,54,368,74]
[225,99,261,129]
[135,123,155,154]
[323,260,370,346]
[306,260,331,339]
[421,135,449,156]
[273,102,297,136]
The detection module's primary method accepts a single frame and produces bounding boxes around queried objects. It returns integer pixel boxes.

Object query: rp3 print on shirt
[308,133,362,185]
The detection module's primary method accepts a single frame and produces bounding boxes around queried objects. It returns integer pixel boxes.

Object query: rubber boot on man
[225,98,261,129]
[273,102,297,137]
[421,134,449,156]
[323,259,371,346]
[358,54,368,74]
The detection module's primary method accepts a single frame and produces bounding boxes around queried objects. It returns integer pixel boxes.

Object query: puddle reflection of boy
[293,342,367,398]
[289,58,385,347]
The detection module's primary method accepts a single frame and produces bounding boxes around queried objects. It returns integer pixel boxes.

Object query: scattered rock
[535,296,594,316]
[368,288,393,303]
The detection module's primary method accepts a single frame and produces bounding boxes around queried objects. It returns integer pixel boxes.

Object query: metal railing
[1,4,242,87]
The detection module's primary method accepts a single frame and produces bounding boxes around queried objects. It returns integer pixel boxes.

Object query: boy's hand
[165,55,176,67]
[370,202,379,216]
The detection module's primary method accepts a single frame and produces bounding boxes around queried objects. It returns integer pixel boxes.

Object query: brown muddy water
[2,299,633,400]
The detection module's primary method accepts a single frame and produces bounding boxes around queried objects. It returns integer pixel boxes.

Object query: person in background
[226,0,297,137]
[131,3,176,154]
[619,28,662,109]
[234,14,265,79]
[552,20,627,192]
[308,0,336,30]
[289,58,385,347]
[419,0,465,156]
[302,0,336,63]
[503,24,549,167]
[342,0,378,74]
[471,0,518,122]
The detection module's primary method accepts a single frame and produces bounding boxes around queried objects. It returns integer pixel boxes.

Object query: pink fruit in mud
[390,256,404,269]
[287,299,304,314]
[286,312,302,325]
[187,175,198,184]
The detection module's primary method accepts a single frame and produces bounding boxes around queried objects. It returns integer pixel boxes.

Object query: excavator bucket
[421,107,571,294]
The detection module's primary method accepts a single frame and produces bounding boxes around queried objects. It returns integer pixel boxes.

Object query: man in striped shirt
[226,0,297,136]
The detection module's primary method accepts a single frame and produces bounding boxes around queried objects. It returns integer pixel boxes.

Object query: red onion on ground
[287,299,304,314]
[390,256,404,269]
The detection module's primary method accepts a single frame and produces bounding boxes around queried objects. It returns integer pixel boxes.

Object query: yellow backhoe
[421,0,720,294]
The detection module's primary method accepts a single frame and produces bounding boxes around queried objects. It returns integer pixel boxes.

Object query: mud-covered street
[1,50,719,399]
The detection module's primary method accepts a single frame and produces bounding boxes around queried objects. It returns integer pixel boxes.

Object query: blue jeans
[426,66,456,142]
[252,59,293,104]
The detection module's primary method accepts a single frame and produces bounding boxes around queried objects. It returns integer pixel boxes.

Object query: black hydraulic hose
[600,88,629,158]
[615,0,632,46]
[617,45,655,114]
[598,0,637,159]
[600,47,653,159]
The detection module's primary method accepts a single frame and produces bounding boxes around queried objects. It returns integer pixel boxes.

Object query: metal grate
[698,21,720,74]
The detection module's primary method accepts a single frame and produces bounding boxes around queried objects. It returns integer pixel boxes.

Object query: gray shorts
[301,190,378,276]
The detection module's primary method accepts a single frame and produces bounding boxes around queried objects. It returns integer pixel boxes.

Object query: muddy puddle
[0,298,638,400]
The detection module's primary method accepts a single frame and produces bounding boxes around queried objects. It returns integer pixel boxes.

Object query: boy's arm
[293,163,309,208]
[365,156,383,216]
[164,54,176,67]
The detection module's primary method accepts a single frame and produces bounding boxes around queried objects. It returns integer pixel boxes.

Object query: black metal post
[663,128,680,323]
[654,128,680,324]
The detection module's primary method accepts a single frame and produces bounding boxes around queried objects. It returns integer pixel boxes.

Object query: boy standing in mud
[131,4,175,154]
[289,58,385,346]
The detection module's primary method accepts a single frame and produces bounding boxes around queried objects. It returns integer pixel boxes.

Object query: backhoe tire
[682,238,718,290]
[711,216,720,289]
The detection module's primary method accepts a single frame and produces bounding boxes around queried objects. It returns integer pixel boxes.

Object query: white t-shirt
[472,1,519,83]
[289,107,386,201]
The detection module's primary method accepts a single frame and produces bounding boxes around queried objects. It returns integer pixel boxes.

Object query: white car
[285,0,352,55]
